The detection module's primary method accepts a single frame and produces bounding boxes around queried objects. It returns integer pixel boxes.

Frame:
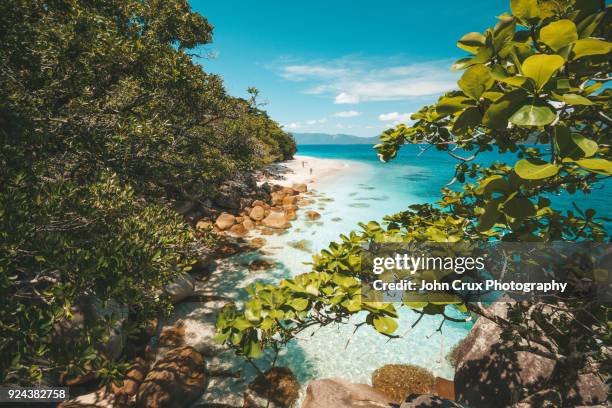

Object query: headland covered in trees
[1,1,611,408]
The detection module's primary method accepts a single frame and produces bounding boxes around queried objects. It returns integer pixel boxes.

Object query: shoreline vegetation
[2,1,610,408]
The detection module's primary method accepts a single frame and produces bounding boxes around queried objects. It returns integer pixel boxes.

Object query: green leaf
[245,339,262,359]
[570,134,598,158]
[509,103,556,127]
[457,32,486,53]
[458,65,494,100]
[521,54,565,90]
[436,96,473,116]
[503,197,536,219]
[514,159,560,179]
[552,93,594,106]
[540,20,578,51]
[573,159,612,175]
[452,107,482,134]
[577,11,605,38]
[571,39,612,59]
[475,175,511,196]
[232,318,253,331]
[477,199,502,232]
[289,298,309,311]
[510,0,540,20]
[483,89,528,129]
[372,315,398,335]
[404,301,428,309]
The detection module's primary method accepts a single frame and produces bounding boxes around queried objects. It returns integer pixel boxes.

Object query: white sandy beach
[265,154,368,188]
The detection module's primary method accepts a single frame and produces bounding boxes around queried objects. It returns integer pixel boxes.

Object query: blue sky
[191,1,508,137]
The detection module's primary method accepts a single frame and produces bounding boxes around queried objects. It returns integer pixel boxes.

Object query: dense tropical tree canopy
[216,0,611,401]
[0,0,295,384]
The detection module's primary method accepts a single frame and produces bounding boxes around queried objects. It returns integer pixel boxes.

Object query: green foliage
[217,0,610,401]
[1,0,294,384]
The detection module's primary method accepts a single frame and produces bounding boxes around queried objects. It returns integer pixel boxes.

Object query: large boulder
[400,394,465,408]
[372,364,434,403]
[293,183,308,193]
[136,346,206,408]
[454,302,556,407]
[111,357,148,406]
[249,205,265,221]
[229,223,247,237]
[215,212,236,230]
[262,210,291,229]
[282,195,297,206]
[564,372,609,406]
[244,367,300,408]
[163,273,195,303]
[301,378,393,408]
[270,191,285,206]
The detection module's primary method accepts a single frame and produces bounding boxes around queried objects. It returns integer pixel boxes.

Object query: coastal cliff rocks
[164,272,196,303]
[454,302,609,407]
[136,346,206,408]
[371,364,435,403]
[301,378,394,408]
[243,367,300,408]
[454,301,555,407]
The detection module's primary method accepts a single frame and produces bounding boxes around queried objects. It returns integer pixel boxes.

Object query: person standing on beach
[310,167,313,175]
[302,161,305,168]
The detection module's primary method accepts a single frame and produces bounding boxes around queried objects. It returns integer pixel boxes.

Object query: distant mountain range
[291,132,379,145]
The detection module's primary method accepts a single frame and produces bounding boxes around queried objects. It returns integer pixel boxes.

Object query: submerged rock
[371,364,434,403]
[288,239,312,253]
[305,210,321,220]
[349,203,370,208]
[136,346,206,408]
[301,378,393,408]
[248,259,278,272]
[244,367,300,408]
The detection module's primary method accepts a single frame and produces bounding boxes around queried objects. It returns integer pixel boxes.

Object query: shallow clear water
[211,144,610,395]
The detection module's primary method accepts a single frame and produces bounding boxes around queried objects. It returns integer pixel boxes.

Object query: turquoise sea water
[296,144,612,224]
[205,144,610,402]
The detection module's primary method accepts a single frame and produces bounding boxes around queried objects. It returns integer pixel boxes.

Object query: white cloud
[378,112,413,122]
[277,58,458,104]
[282,65,348,81]
[333,110,361,118]
[334,92,360,104]
[284,122,301,130]
[305,118,328,125]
